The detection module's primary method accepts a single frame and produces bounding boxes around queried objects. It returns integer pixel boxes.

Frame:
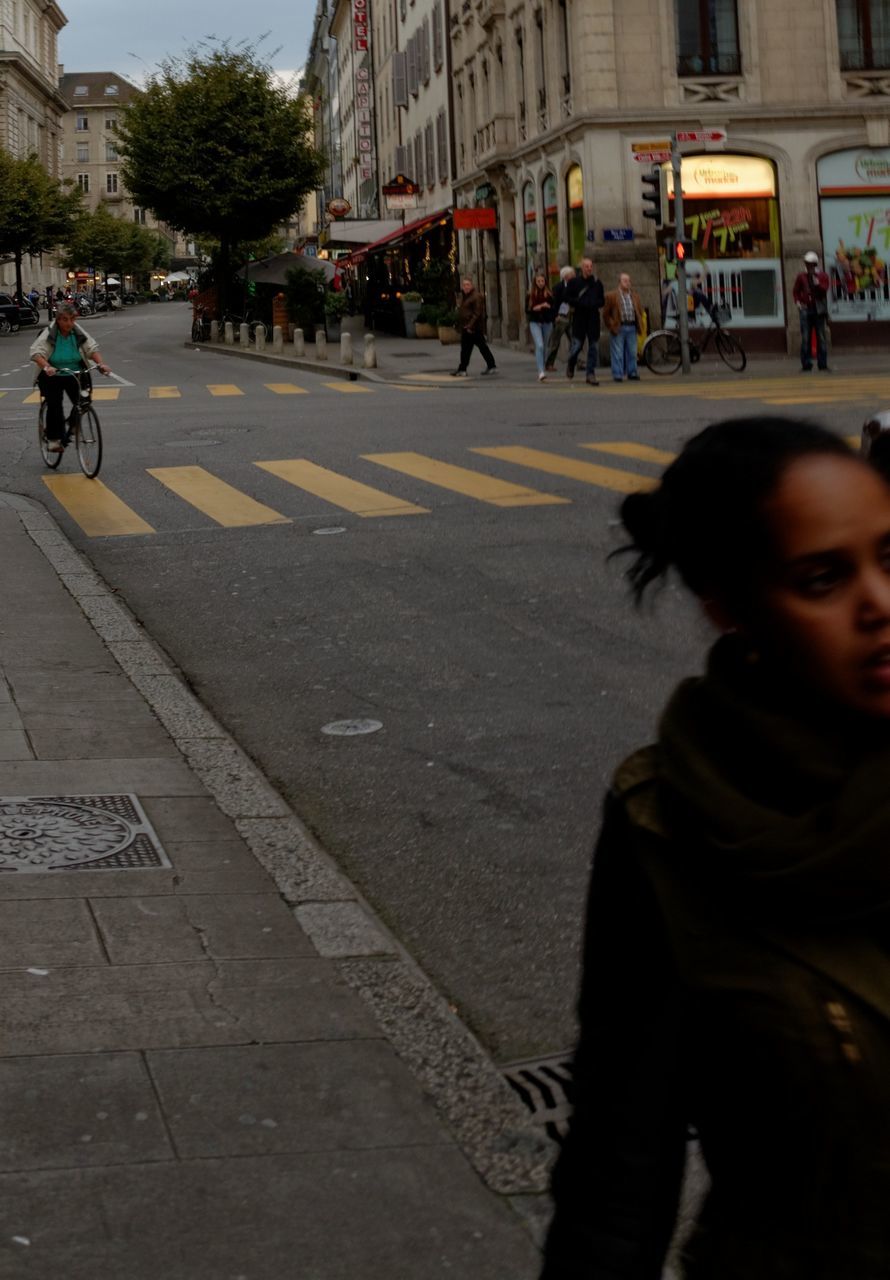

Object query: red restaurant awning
[346,208,451,265]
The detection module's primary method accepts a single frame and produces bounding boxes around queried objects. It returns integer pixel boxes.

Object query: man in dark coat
[792,250,831,372]
[451,277,497,377]
[566,256,605,386]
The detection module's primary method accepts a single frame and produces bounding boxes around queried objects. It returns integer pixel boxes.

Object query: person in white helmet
[792,251,831,372]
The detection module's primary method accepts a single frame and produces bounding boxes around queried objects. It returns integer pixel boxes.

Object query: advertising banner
[820,196,890,320]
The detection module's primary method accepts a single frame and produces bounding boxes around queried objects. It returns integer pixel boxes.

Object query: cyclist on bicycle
[30,303,110,452]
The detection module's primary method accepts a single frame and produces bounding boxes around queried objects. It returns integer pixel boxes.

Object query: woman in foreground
[542,416,890,1279]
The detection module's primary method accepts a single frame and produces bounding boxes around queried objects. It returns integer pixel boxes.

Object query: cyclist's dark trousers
[38,370,91,439]
[458,329,495,372]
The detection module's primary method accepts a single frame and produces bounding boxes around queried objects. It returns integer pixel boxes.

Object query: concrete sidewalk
[0,495,549,1278]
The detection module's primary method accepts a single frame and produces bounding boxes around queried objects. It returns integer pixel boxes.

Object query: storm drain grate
[0,794,172,873]
[503,1054,575,1144]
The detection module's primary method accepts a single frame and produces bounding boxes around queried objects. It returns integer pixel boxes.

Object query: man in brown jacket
[451,277,497,376]
[602,272,644,383]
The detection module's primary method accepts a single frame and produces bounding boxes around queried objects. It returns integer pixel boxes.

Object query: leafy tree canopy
[61,204,171,286]
[117,44,323,251]
[0,149,83,295]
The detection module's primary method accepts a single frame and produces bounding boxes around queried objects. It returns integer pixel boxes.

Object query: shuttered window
[436,110,448,180]
[407,33,419,95]
[432,0,444,68]
[395,144,408,174]
[421,17,431,83]
[392,50,408,106]
[425,120,435,186]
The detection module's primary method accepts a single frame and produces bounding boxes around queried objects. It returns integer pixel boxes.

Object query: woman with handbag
[526,271,555,382]
[542,416,890,1279]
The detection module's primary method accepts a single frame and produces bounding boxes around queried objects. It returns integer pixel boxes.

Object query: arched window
[523,181,539,282]
[542,173,558,283]
[566,165,584,267]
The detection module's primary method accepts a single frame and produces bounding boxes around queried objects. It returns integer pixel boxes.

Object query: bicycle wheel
[191,319,203,342]
[37,401,62,470]
[715,329,747,373]
[75,405,102,478]
[643,331,682,375]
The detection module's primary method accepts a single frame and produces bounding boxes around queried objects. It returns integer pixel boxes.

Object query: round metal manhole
[0,801,135,871]
[312,526,347,536]
[320,719,383,737]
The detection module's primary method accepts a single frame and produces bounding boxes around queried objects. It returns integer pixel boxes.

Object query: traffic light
[675,238,695,263]
[641,168,663,228]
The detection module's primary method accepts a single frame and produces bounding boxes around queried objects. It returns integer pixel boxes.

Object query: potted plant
[437,306,461,345]
[284,263,326,340]
[400,290,423,336]
[324,289,349,342]
[415,303,439,339]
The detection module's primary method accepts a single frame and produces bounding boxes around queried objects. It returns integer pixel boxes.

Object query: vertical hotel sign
[353,0,377,212]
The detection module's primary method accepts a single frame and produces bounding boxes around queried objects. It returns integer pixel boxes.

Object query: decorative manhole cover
[0,795,172,873]
[320,719,383,737]
[312,526,346,536]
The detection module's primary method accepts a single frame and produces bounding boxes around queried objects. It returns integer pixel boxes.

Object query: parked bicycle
[643,302,747,375]
[191,304,212,343]
[38,369,103,479]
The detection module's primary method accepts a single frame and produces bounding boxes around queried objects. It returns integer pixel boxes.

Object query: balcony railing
[677,51,741,76]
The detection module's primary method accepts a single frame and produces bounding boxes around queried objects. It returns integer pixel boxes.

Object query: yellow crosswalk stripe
[0,390,6,399]
[255,459,428,517]
[323,381,372,394]
[42,475,154,537]
[364,451,570,508]
[91,387,119,402]
[583,442,676,465]
[207,384,244,397]
[23,390,41,404]
[149,386,181,399]
[471,446,656,494]
[265,383,307,395]
[147,466,290,528]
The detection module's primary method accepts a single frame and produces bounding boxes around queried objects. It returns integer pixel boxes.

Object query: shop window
[523,181,539,283]
[837,0,890,70]
[542,173,559,284]
[675,0,741,76]
[817,147,890,321]
[566,165,584,266]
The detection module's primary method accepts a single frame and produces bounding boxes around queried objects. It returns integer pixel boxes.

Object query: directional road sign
[633,150,672,164]
[675,129,727,144]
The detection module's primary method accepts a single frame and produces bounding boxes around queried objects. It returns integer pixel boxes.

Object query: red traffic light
[676,241,686,261]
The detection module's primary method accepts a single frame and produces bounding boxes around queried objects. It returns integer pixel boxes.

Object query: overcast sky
[58,1,313,85]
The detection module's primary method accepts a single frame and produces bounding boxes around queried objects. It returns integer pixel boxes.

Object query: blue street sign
[603,228,635,242]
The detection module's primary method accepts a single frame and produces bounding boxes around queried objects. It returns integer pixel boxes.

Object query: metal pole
[672,137,691,375]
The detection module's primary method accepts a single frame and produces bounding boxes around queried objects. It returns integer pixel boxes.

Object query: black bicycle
[191,304,212,343]
[643,304,747,375]
[38,369,103,479]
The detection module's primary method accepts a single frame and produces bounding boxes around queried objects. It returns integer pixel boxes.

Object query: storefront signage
[634,150,671,165]
[632,140,671,153]
[382,174,419,195]
[454,207,497,230]
[327,197,352,218]
[675,129,727,145]
[818,147,890,194]
[385,192,419,210]
[352,0,376,201]
[666,155,776,200]
[603,228,634,241]
[817,151,890,321]
[684,206,752,253]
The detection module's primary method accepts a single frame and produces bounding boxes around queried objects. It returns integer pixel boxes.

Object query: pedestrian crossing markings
[41,441,667,538]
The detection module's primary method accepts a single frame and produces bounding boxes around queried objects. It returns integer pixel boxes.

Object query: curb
[183,340,388,383]
[2,489,555,1203]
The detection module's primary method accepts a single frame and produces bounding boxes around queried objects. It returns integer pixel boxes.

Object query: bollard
[363,332,377,369]
[316,331,328,361]
[340,332,353,366]
[272,325,284,354]
[294,328,305,357]
[255,324,266,352]
[210,320,219,343]
[239,322,249,346]
[224,321,234,345]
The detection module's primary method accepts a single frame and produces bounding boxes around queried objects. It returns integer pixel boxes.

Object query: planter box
[438,326,461,345]
[401,300,422,334]
[415,322,438,339]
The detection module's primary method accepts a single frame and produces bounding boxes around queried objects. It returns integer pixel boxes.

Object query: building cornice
[0,53,69,113]
[41,1,68,32]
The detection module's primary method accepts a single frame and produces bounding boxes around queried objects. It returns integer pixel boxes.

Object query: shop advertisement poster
[821,197,890,321]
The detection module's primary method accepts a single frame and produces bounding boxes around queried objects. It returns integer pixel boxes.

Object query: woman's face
[753,454,890,718]
[55,311,76,335]
[534,273,546,289]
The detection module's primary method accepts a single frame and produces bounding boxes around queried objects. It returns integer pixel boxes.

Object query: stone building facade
[0,0,68,292]
[451,0,890,350]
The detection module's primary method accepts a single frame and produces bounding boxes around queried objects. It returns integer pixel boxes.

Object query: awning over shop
[346,208,452,265]
[235,251,338,285]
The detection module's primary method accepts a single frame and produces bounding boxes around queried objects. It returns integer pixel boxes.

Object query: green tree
[117,43,324,307]
[60,203,131,293]
[0,150,83,299]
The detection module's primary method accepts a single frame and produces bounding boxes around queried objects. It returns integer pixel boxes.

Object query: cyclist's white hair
[54,302,78,318]
[560,265,575,280]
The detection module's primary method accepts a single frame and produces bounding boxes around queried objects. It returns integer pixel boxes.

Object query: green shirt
[51,333,82,374]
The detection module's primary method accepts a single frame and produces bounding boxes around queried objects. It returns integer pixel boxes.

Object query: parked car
[0,294,21,334]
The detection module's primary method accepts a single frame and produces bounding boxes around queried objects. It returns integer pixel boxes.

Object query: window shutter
[392,50,408,107]
[415,132,424,186]
[395,144,408,174]
[425,120,435,186]
[407,33,419,95]
[437,110,448,180]
[422,17,431,83]
[433,1,444,69]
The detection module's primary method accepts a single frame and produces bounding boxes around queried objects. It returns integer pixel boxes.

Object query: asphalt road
[1,305,882,1063]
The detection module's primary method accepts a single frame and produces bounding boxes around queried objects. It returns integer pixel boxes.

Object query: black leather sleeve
[540,794,689,1280]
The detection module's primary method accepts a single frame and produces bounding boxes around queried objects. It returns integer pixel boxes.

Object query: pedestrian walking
[526,271,555,381]
[45,285,54,321]
[542,415,890,1280]
[565,257,604,386]
[451,276,497,377]
[545,266,576,371]
[602,272,644,382]
[792,250,831,372]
